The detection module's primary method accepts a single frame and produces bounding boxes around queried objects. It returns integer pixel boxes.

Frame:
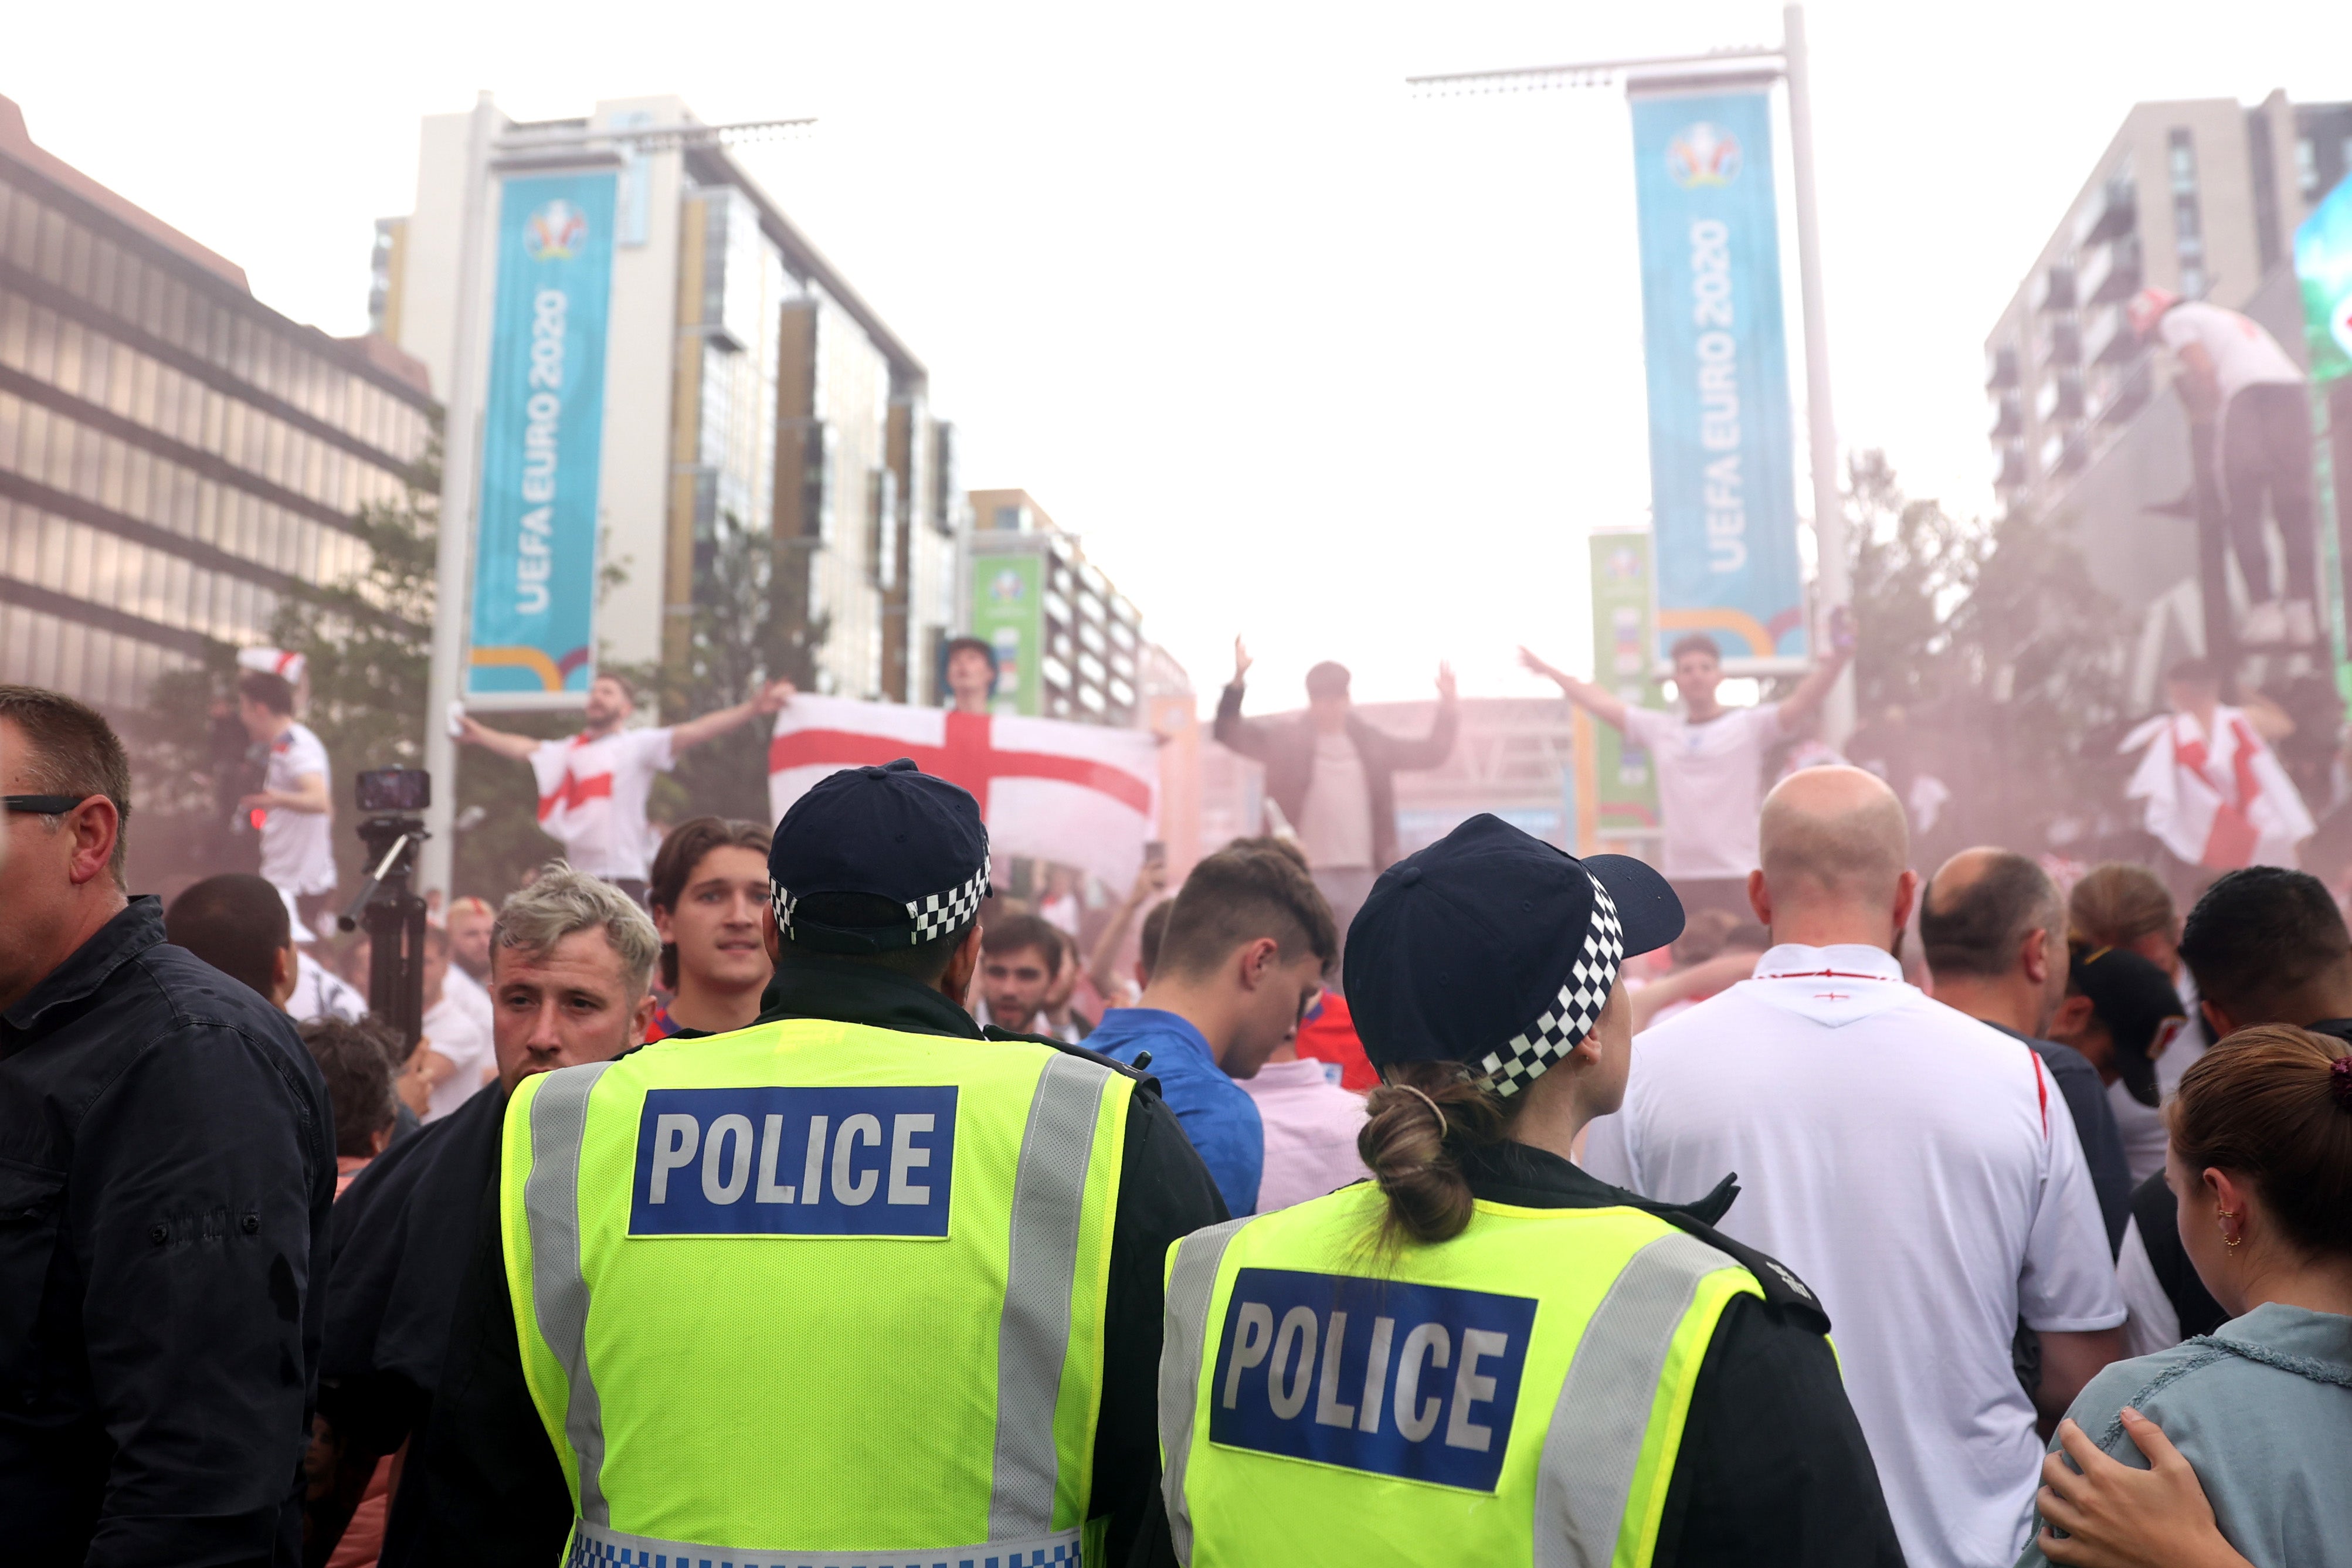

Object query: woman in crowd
[2023,1026,2352,1567]
[644,816,773,1041]
[1158,816,1903,1566]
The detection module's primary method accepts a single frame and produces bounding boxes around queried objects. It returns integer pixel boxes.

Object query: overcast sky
[8,1,2349,706]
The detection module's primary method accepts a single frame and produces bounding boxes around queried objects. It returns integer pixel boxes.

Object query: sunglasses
[3,795,93,814]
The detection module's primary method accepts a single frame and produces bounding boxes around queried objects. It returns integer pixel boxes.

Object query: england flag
[2122,707,2313,870]
[769,696,1159,888]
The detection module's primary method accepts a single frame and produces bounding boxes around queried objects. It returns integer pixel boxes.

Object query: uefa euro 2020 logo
[1666,123,1742,188]
[527,199,589,262]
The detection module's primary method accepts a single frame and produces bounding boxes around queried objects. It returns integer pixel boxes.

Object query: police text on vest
[1207,1268,1537,1492]
[628,1087,958,1238]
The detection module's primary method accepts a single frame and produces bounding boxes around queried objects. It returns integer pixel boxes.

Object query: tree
[652,516,788,829]
[1838,450,2130,855]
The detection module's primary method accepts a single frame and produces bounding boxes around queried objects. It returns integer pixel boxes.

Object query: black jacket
[1986,1024,2134,1256]
[0,897,335,1567]
[1457,1143,1906,1568]
[1213,683,1457,869]
[406,955,1227,1567]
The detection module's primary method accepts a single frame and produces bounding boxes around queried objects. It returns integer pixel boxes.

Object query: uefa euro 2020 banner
[1630,84,1808,670]
[467,171,617,703]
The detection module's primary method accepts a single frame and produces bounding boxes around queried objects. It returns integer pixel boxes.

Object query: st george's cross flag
[769,696,1159,889]
[2122,707,2314,870]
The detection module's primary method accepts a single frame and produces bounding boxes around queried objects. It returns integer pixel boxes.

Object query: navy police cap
[768,758,992,954]
[1343,814,1684,1095]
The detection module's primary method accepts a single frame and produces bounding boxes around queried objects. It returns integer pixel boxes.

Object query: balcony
[1986,345,2021,389]
[2078,234,2143,305]
[2073,175,2137,248]
[2092,358,2154,426]
[2081,301,2139,365]
[1992,442,2028,490]
[2029,264,2077,314]
[2035,372,2086,423]
[2034,318,2083,370]
[2040,429,2088,477]
[1989,392,2024,438]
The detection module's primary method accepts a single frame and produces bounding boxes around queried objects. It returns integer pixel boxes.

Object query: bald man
[1920,849,2134,1253]
[1583,769,2124,1568]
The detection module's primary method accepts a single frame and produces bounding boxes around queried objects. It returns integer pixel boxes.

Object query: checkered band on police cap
[771,852,993,948]
[908,853,992,943]
[1473,871,1625,1098]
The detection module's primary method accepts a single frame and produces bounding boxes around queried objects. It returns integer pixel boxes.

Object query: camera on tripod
[341,767,433,1052]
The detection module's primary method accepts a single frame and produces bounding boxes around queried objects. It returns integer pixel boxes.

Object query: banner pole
[1783,4,1852,745]
[420,91,498,899]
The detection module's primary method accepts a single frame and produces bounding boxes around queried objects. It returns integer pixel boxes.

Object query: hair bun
[2331,1053,2352,1111]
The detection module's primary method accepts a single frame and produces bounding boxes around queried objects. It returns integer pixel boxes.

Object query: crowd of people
[3,636,2349,1568]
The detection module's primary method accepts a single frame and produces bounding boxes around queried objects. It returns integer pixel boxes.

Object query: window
[2299,135,2320,202]
[2168,129,2205,297]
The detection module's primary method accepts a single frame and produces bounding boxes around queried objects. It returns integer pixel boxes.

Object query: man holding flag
[2124,658,2314,901]
[457,673,793,902]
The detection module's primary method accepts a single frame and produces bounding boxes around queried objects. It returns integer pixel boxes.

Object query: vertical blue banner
[1630,86,1809,668]
[467,171,616,700]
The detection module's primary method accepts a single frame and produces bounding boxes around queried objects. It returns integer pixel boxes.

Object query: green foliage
[652,518,787,829]
[1840,450,2129,850]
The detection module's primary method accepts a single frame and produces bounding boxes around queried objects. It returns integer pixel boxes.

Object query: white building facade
[381,94,959,704]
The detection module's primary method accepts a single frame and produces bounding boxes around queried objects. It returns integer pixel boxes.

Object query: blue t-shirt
[1089,1007,1262,1217]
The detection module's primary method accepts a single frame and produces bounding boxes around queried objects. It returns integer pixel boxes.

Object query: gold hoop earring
[2218,1207,2243,1248]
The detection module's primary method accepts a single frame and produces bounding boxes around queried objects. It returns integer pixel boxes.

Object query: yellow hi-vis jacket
[1159,1182,1765,1568]
[500,1018,1133,1567]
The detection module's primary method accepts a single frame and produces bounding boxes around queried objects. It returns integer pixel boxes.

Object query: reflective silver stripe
[1533,1231,1742,1568]
[1156,1216,1253,1568]
[566,1515,1082,1568]
[988,1052,1117,1540]
[524,1060,618,1526]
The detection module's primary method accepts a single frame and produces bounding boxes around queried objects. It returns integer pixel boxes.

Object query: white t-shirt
[287,949,365,1023]
[1617,703,1784,879]
[259,722,337,898]
[528,727,677,880]
[1295,731,1374,870]
[1581,943,2125,1568]
[418,988,495,1123]
[2158,301,2305,404]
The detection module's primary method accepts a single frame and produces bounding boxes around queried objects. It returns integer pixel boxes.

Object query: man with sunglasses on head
[0,685,335,1566]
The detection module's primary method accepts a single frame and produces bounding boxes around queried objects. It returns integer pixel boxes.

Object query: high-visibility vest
[1159,1182,1764,1568]
[500,1018,1134,1566]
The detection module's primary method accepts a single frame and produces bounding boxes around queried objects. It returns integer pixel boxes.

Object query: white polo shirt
[2157,300,2304,405]
[528,727,676,880]
[1618,702,1784,879]
[1581,943,2124,1568]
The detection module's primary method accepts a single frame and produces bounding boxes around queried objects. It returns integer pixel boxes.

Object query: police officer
[1156,814,1905,1567]
[416,759,1226,1565]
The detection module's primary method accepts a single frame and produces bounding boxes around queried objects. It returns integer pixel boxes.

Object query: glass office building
[0,96,437,711]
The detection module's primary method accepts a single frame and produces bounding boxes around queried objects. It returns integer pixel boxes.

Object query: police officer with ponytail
[420,760,1225,1566]
[1158,814,1904,1567]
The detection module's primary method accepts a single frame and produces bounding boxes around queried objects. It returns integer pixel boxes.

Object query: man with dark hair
[456,670,793,901]
[1213,639,1456,970]
[1087,846,1339,1216]
[1521,609,1855,921]
[302,1017,399,1192]
[0,685,335,1564]
[1920,847,2134,1252]
[167,870,298,1007]
[413,756,1224,1566]
[976,909,1063,1034]
[236,667,338,935]
[942,634,999,716]
[2116,864,2352,1357]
